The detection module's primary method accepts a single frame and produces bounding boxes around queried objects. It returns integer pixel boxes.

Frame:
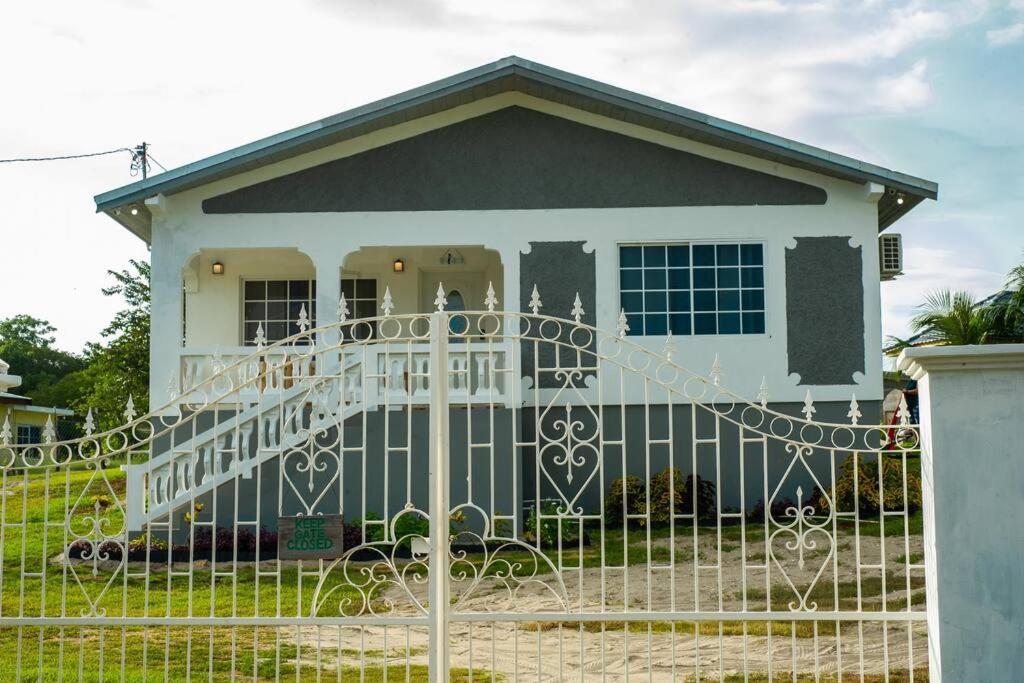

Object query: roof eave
[94,55,938,234]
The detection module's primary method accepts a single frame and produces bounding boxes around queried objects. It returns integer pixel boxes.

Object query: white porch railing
[134,340,513,529]
[178,341,512,406]
[179,346,317,396]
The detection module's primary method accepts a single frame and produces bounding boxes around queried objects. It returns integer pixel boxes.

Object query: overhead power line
[0,142,164,180]
[0,147,133,163]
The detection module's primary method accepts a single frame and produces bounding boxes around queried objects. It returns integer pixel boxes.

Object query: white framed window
[17,425,41,445]
[242,279,316,345]
[618,242,766,336]
[341,277,378,340]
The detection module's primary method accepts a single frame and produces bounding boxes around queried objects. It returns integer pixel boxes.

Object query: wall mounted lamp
[211,261,225,276]
[393,258,405,273]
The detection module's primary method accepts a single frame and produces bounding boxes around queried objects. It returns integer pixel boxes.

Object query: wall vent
[879,233,903,280]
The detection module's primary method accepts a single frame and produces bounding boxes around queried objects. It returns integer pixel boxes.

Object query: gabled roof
[95,56,938,242]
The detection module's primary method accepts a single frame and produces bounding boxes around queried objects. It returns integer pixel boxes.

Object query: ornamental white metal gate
[0,288,927,681]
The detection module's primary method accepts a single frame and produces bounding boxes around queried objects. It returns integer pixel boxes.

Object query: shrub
[604,475,646,524]
[648,468,717,524]
[607,469,716,526]
[127,533,168,554]
[522,501,580,547]
[828,455,922,516]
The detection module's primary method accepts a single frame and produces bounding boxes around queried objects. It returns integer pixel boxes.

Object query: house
[0,358,74,444]
[93,57,936,535]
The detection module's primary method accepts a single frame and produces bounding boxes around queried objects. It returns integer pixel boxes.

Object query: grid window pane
[693,268,716,289]
[621,291,643,312]
[718,312,741,334]
[242,279,317,345]
[620,269,643,290]
[644,291,667,312]
[717,267,739,288]
[718,290,740,311]
[644,314,668,335]
[742,312,766,333]
[694,313,717,334]
[619,243,764,337]
[620,246,643,268]
[644,269,667,290]
[668,291,691,312]
[643,245,666,267]
[342,277,380,340]
[741,244,764,266]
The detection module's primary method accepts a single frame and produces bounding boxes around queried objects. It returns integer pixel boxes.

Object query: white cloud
[0,0,1005,349]
[881,245,1006,339]
[987,22,1024,46]
[874,59,933,112]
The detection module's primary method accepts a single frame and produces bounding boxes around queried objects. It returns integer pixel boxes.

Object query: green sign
[277,515,344,560]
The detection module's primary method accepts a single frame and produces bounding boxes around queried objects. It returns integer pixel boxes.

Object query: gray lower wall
[154,400,879,541]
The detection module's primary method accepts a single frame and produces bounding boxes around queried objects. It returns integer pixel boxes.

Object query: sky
[0,0,1021,353]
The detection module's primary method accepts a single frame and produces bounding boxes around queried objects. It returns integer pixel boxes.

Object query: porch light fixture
[211,261,225,276]
[896,193,905,206]
[393,258,405,273]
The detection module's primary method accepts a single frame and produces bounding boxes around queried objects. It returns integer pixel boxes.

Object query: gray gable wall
[202,106,826,214]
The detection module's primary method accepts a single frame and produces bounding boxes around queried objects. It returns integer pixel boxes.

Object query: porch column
[897,344,1024,682]
[314,257,341,349]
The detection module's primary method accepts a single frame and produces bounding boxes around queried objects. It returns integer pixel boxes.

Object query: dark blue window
[619,243,765,337]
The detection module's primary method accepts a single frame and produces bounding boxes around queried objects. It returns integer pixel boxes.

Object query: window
[619,243,765,336]
[243,280,316,345]
[341,277,378,340]
[17,425,41,445]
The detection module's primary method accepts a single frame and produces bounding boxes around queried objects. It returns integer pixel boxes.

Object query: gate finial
[0,411,10,445]
[124,395,137,423]
[710,354,722,386]
[663,331,675,360]
[896,394,910,426]
[801,389,816,420]
[571,292,584,323]
[254,322,266,349]
[757,376,769,408]
[434,283,447,312]
[83,408,95,437]
[297,304,310,333]
[337,292,349,322]
[529,285,543,315]
[381,287,394,316]
[167,371,178,401]
[484,282,498,312]
[616,309,629,338]
[42,414,55,444]
[847,394,862,425]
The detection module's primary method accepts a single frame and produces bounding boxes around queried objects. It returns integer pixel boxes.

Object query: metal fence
[0,291,925,681]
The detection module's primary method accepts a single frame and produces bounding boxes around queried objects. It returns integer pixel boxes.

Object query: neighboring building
[93,57,937,531]
[0,358,73,444]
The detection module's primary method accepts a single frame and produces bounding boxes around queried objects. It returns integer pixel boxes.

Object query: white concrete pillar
[897,344,1024,682]
[313,256,341,349]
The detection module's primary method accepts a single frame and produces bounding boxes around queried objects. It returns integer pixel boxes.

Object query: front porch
[172,245,510,405]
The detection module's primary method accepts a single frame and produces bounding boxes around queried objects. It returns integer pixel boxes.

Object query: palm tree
[908,289,993,346]
[985,263,1024,342]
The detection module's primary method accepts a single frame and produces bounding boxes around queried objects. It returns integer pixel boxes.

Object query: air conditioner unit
[879,233,903,280]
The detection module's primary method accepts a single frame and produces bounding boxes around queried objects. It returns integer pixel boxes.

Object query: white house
[93,57,936,533]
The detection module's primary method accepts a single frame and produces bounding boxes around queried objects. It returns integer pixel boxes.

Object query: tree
[72,260,151,430]
[986,263,1024,342]
[907,290,994,347]
[0,315,85,400]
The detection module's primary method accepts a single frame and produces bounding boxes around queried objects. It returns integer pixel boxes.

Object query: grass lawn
[0,464,924,679]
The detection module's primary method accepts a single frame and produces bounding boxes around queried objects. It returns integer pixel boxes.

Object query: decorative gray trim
[201,107,826,214]
[519,241,596,388]
[785,236,865,385]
